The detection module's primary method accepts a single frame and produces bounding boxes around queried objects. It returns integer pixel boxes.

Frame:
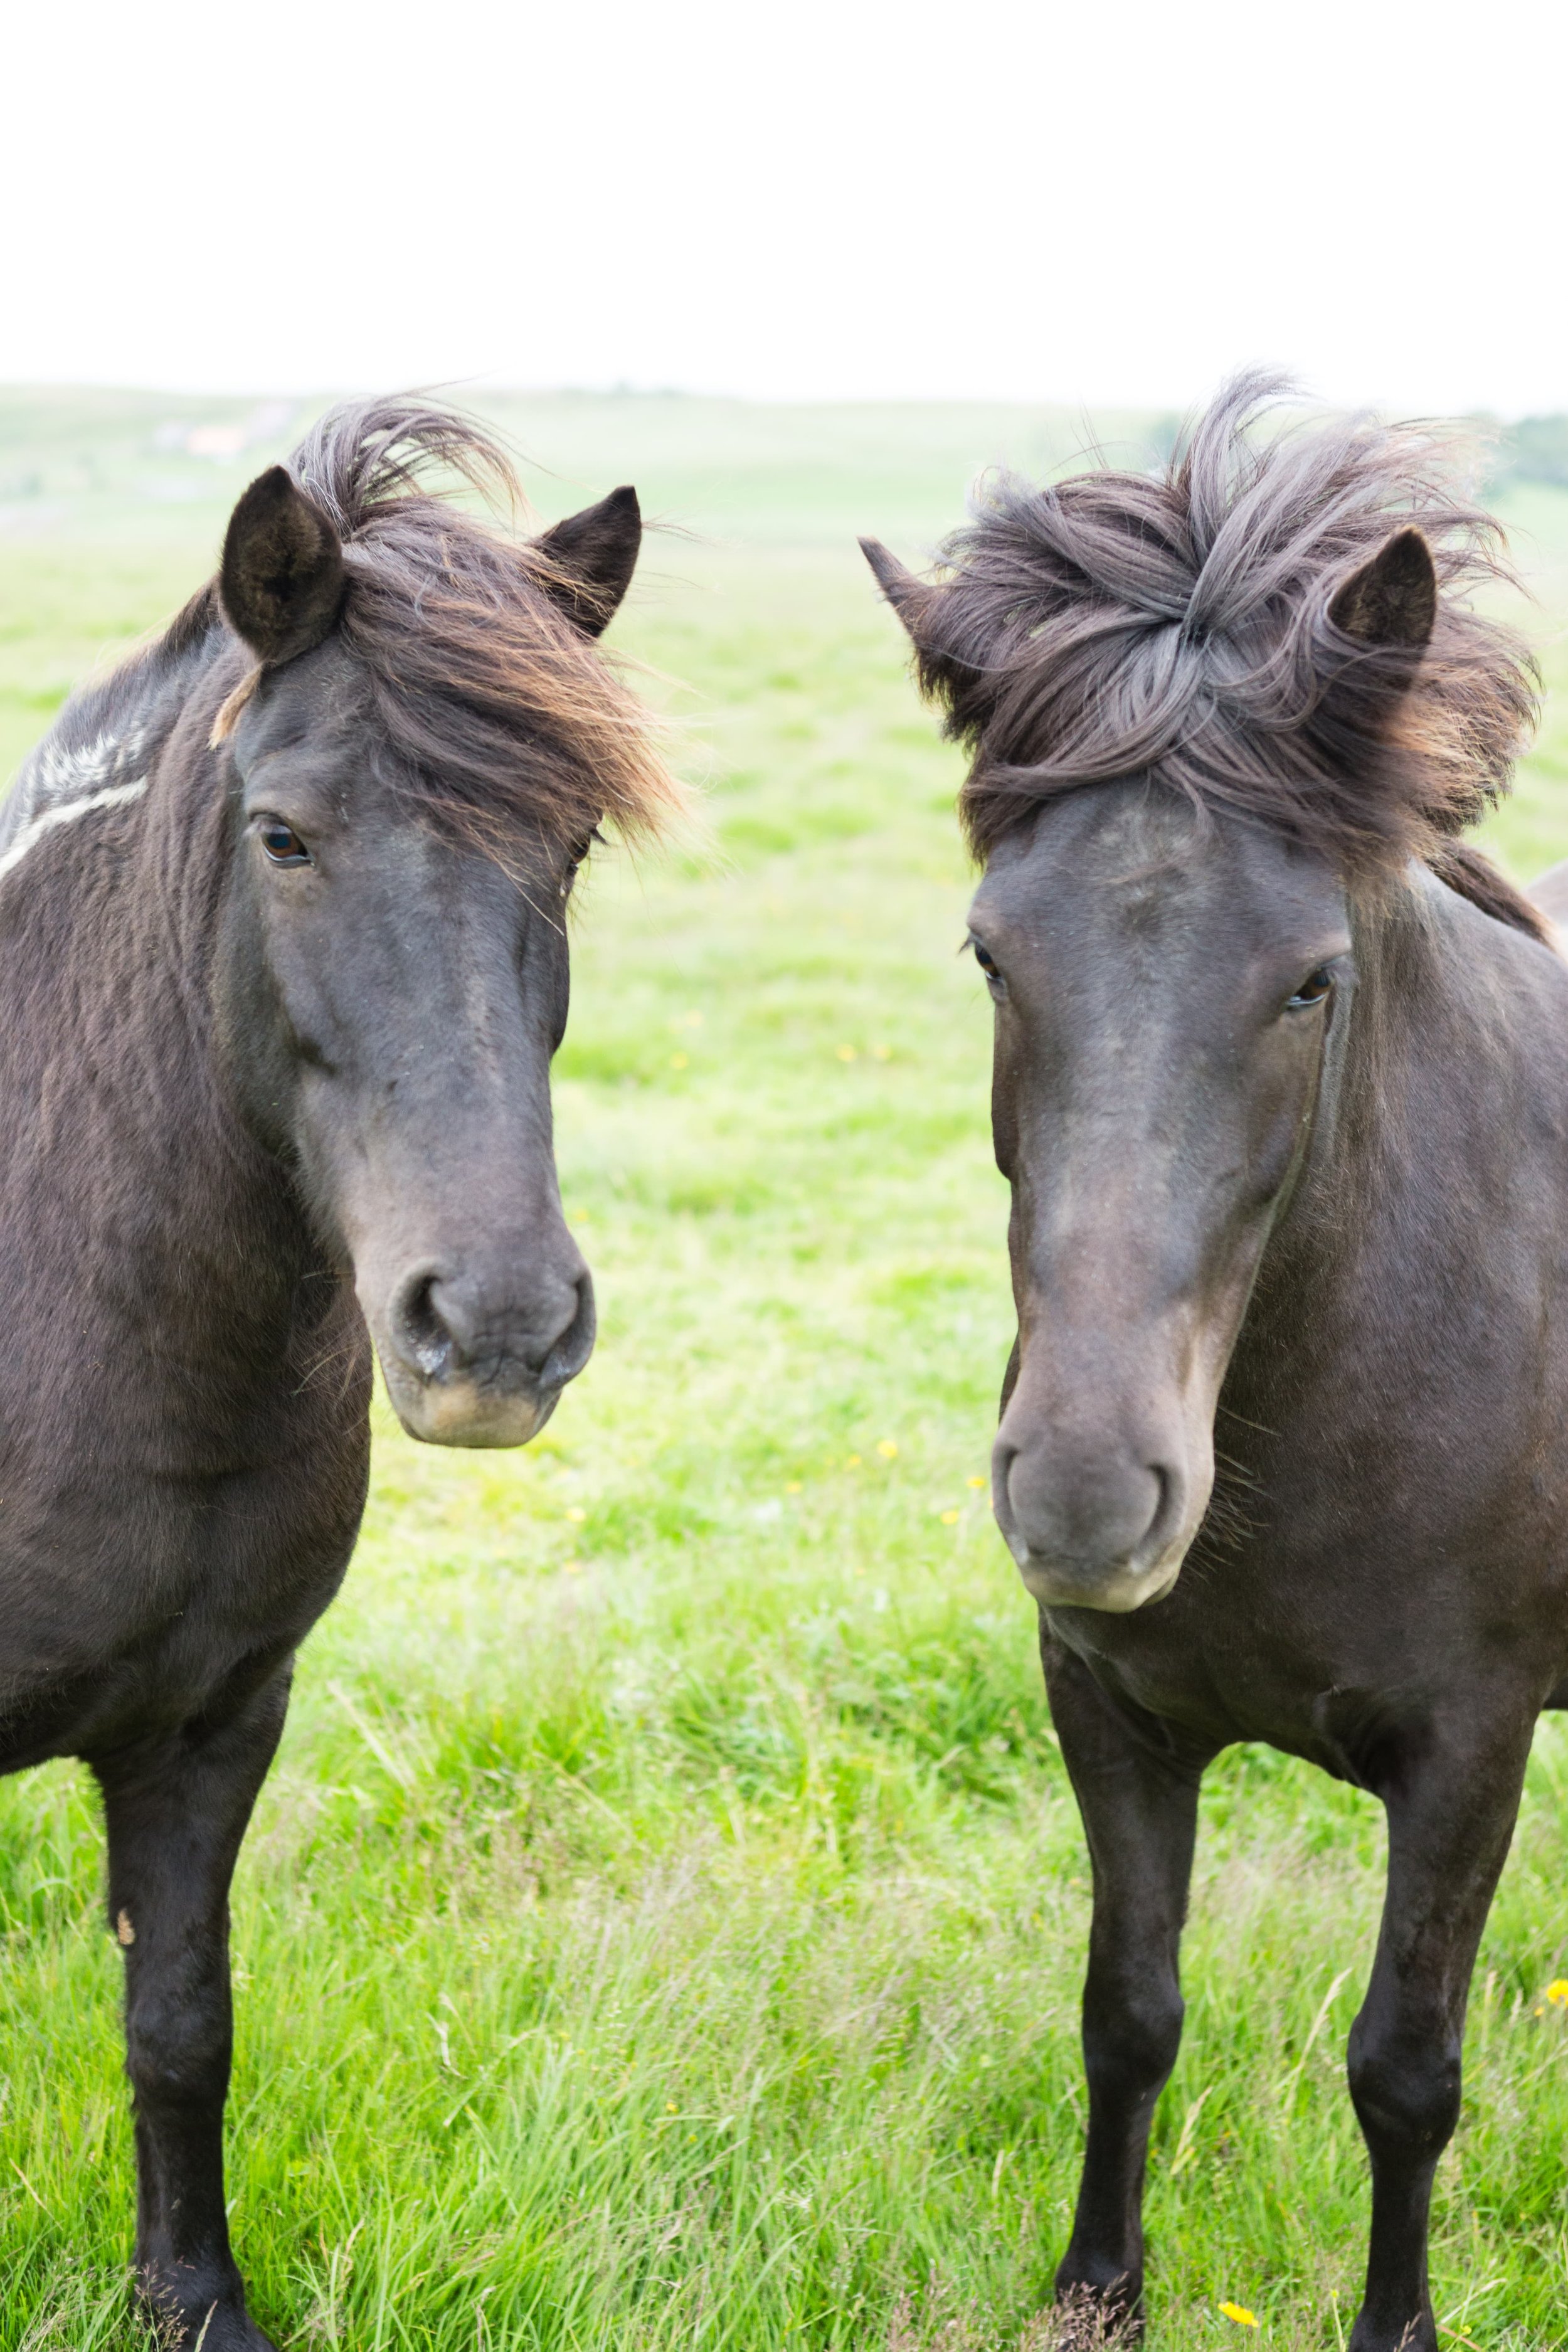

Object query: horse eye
[258,817,311,867]
[559,826,602,898]
[971,938,1003,985]
[1287,966,1333,1010]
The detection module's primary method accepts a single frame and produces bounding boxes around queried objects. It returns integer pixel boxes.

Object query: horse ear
[1328,527,1438,650]
[860,537,938,642]
[220,467,345,666]
[532,486,642,637]
[861,536,977,712]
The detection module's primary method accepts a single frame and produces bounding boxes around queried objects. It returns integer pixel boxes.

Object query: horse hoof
[1053,2274,1145,2344]
[1346,2316,1437,2352]
[138,2284,279,2351]
[162,2318,278,2352]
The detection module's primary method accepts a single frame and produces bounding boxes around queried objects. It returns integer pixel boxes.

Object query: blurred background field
[1,389,1568,2348]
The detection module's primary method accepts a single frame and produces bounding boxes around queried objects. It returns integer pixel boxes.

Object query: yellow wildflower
[669,1052,689,1069]
[1219,2306,1258,2329]
[967,1475,987,1488]
[785,1480,803,1493]
[836,1044,857,1062]
[845,1453,862,1469]
[940,1508,960,1525]
[565,1507,586,1523]
[1547,1980,1568,2005]
[877,1439,898,1459]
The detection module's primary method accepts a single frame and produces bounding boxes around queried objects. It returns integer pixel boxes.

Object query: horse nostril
[393,1269,456,1382]
[990,1438,1019,1519]
[540,1268,596,1390]
[386,1260,594,1394]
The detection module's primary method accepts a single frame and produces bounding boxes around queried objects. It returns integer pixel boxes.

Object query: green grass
[2,392,1568,2349]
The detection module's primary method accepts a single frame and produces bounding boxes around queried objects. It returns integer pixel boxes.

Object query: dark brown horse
[0,400,672,2348]
[865,374,1568,2349]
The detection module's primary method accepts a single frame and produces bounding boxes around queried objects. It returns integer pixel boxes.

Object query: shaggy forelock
[904,372,1538,898]
[281,398,679,868]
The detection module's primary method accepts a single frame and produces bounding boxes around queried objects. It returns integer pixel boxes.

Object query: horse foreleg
[1346,1710,1533,2352]
[91,1670,292,2352]
[1044,1631,1209,2336]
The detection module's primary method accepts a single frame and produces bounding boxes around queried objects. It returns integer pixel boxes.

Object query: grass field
[1,388,1568,2349]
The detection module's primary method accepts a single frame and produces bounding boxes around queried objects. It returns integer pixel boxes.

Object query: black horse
[0,400,672,2348]
[865,376,1568,2349]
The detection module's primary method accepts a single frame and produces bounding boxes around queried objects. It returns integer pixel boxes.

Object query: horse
[862,374,1568,2350]
[0,398,674,2348]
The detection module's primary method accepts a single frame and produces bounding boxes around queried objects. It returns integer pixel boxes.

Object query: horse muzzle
[991,1412,1204,1614]
[369,1254,596,1449]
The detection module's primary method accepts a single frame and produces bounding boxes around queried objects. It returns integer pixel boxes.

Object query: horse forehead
[978,792,1330,955]
[241,640,374,758]
[977,794,1222,946]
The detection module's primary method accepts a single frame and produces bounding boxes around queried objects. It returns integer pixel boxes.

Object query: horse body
[867,376,1568,2348]
[0,636,369,1779]
[1042,859,1568,1757]
[0,401,670,2348]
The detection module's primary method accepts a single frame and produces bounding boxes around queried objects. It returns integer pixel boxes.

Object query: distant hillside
[0,383,1563,557]
[0,386,1172,553]
[1494,414,1568,492]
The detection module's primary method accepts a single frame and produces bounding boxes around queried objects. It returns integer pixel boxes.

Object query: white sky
[4,0,1564,415]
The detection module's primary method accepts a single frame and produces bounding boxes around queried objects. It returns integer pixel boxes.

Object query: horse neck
[1,657,327,1378]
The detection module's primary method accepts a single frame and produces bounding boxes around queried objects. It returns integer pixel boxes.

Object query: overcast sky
[3,0,1562,416]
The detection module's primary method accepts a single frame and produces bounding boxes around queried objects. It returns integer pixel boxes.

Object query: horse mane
[893,371,1544,938]
[231,398,679,865]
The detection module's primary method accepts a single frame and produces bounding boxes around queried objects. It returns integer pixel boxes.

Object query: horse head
[211,405,671,1448]
[865,376,1539,1610]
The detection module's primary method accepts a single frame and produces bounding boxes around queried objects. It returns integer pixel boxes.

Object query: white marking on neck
[0,723,152,886]
[0,777,148,884]
[26,728,146,800]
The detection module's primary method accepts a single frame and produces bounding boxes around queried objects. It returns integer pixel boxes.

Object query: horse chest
[1047,1495,1568,1772]
[0,1421,368,1770]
